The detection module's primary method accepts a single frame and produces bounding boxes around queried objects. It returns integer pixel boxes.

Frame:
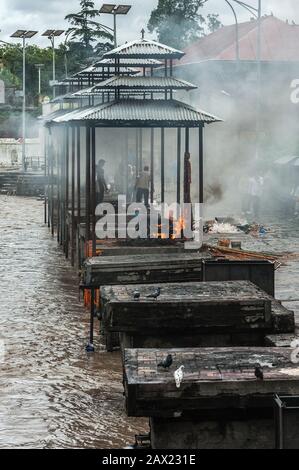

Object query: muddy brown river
[0,195,298,449]
[0,195,147,449]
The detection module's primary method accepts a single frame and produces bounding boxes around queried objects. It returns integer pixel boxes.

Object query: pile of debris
[204,217,269,237]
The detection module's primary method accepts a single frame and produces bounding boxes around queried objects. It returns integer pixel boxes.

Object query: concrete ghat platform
[83,253,206,287]
[124,347,299,449]
[100,282,294,350]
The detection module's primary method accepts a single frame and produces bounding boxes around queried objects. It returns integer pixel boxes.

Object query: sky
[0,0,298,47]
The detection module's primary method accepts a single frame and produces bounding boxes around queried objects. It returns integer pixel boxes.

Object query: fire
[153,223,168,239]
[171,216,186,240]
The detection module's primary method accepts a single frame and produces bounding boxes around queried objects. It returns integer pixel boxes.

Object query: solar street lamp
[42,30,65,98]
[11,30,38,171]
[99,4,132,47]
[35,64,44,95]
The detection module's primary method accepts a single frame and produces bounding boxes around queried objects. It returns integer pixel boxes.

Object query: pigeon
[255,366,264,380]
[86,342,95,353]
[158,354,173,369]
[174,365,185,388]
[133,290,140,301]
[146,287,161,300]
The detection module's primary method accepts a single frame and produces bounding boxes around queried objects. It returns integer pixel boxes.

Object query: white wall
[0,138,42,168]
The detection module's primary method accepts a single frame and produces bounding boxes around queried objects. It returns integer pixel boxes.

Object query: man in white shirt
[249,175,264,218]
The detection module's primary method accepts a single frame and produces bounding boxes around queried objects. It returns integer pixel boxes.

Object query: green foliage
[65,0,113,50]
[207,13,222,33]
[0,44,66,100]
[0,68,20,88]
[148,0,222,48]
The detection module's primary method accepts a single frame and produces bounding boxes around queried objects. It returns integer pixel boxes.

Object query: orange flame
[171,216,186,240]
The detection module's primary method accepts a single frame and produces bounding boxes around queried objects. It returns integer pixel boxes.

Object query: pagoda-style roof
[91,76,197,91]
[49,99,221,127]
[74,64,139,77]
[94,57,163,68]
[72,87,159,98]
[104,39,184,59]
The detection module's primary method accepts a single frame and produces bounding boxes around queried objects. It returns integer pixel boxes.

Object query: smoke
[172,39,299,219]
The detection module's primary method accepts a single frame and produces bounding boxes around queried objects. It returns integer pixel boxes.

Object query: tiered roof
[103,39,184,59]
[47,37,221,127]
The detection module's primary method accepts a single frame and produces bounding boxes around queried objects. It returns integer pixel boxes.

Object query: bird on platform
[174,365,185,388]
[255,366,264,380]
[86,342,95,353]
[158,354,173,370]
[146,287,161,300]
[133,290,141,301]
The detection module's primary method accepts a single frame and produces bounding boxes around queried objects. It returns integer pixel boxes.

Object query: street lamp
[35,64,44,96]
[42,30,65,98]
[11,30,38,172]
[99,4,132,47]
[227,1,262,159]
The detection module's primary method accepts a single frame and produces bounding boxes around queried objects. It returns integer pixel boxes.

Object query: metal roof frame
[94,57,163,68]
[91,76,197,91]
[48,99,222,128]
[103,39,185,59]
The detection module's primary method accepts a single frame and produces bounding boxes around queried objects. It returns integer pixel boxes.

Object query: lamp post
[42,30,65,98]
[224,1,240,61]
[99,4,132,47]
[11,30,38,172]
[228,1,262,159]
[35,63,44,96]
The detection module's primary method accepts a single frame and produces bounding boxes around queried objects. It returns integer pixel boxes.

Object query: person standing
[135,165,150,206]
[184,152,192,203]
[96,159,108,205]
[249,174,264,219]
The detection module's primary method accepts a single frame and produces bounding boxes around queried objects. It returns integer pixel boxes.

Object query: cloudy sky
[0,0,298,47]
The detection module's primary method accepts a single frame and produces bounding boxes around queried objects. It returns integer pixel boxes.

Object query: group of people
[95,158,151,206]
[96,151,193,207]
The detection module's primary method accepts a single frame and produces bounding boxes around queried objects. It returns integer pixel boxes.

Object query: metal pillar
[77,126,81,268]
[150,128,154,203]
[85,126,91,250]
[184,128,190,204]
[139,128,143,173]
[65,126,69,258]
[44,130,48,225]
[50,141,54,237]
[57,128,61,244]
[199,126,204,204]
[71,127,75,266]
[177,128,182,205]
[161,128,165,203]
[91,127,96,257]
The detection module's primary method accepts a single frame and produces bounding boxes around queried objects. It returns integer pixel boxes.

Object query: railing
[24,156,45,171]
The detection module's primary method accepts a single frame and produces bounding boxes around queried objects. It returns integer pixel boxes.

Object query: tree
[65,0,113,51]
[148,0,222,48]
[207,13,222,33]
[148,0,206,49]
[0,44,65,102]
[0,68,20,88]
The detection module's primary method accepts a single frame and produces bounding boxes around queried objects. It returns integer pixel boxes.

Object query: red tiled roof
[180,16,299,63]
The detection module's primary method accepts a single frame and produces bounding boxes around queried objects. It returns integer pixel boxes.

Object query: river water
[0,195,298,448]
[0,195,148,449]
